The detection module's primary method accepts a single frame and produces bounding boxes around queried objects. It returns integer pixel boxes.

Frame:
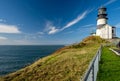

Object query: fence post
[98,51,99,72]
[92,64,94,81]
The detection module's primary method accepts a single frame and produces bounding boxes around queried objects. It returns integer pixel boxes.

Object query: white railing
[81,46,102,81]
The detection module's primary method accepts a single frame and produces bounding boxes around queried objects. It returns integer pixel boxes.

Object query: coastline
[0,36,106,81]
[0,45,64,76]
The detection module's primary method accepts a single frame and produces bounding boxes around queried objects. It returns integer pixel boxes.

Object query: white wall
[96,24,113,39]
[97,19,107,25]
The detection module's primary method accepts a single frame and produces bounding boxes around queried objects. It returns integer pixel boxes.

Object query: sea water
[0,45,63,76]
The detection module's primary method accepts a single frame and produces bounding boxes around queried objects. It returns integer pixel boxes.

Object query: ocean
[0,45,64,76]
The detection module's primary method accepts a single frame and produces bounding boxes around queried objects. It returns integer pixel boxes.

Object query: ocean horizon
[0,45,64,76]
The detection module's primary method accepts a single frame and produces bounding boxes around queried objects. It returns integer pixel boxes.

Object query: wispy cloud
[48,27,59,34]
[0,36,8,40]
[77,24,96,34]
[44,21,59,34]
[64,24,95,35]
[46,10,89,35]
[115,23,120,28]
[81,24,94,28]
[22,32,44,41]
[61,10,88,30]
[0,18,6,22]
[103,0,117,6]
[0,24,21,33]
[63,31,74,34]
[37,32,44,35]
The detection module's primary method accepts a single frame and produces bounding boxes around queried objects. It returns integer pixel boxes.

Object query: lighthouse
[96,7,116,39]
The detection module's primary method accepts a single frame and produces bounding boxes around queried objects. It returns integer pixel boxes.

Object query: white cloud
[103,0,117,6]
[46,10,89,35]
[62,10,88,30]
[0,24,21,33]
[44,21,59,34]
[0,36,8,40]
[48,27,59,34]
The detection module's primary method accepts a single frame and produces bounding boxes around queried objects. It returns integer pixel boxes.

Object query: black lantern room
[97,7,108,20]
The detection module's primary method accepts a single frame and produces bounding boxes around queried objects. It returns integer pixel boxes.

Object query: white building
[96,7,116,39]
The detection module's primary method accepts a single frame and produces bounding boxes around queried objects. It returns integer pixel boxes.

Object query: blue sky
[0,0,120,45]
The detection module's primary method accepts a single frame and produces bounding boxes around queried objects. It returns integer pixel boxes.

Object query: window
[112,29,114,33]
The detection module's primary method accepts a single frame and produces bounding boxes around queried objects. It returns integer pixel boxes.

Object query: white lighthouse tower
[96,7,116,39]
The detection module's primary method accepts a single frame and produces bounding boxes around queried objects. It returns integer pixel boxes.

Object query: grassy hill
[0,36,107,81]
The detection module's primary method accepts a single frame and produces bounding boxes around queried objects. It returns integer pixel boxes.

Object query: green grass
[0,36,107,81]
[97,47,120,81]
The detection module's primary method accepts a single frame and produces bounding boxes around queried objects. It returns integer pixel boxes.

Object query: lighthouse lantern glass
[98,9,106,14]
